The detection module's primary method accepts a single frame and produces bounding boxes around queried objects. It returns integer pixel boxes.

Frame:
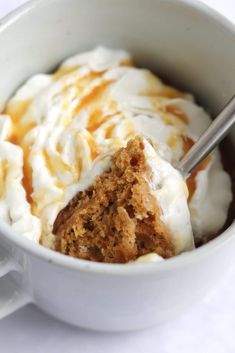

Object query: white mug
[0,0,235,331]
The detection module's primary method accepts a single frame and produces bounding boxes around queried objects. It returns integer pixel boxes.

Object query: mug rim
[0,0,235,275]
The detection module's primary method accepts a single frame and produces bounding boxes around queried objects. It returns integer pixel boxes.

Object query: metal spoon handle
[178,95,235,177]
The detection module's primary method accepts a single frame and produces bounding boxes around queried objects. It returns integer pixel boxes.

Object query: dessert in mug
[0,47,232,263]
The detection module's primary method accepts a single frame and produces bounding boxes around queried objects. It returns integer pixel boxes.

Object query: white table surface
[0,1,235,352]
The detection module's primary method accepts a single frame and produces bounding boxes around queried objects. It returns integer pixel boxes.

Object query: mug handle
[0,248,32,319]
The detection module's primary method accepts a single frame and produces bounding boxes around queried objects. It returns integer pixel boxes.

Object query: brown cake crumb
[53,136,175,263]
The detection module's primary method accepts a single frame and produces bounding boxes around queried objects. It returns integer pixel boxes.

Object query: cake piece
[53,136,194,263]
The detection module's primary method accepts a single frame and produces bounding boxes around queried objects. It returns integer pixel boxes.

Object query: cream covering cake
[53,136,194,263]
[0,47,231,263]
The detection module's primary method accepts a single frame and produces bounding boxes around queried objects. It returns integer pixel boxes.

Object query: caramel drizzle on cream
[182,136,211,201]
[3,60,209,219]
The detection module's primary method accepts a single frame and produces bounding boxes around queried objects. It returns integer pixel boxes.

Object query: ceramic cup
[0,0,235,331]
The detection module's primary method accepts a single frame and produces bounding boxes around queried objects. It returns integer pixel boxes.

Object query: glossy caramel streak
[72,79,112,116]
[0,160,8,198]
[182,136,210,200]
[166,105,189,124]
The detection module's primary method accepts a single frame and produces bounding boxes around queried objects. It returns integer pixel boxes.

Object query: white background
[0,1,235,352]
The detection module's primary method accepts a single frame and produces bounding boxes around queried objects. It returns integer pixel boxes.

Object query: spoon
[178,95,235,178]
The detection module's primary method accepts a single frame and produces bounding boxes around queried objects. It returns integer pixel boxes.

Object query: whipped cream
[0,115,41,241]
[143,138,194,254]
[1,47,231,253]
[133,253,164,263]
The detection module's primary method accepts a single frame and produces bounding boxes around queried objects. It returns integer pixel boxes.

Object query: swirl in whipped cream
[0,47,231,253]
[0,115,41,241]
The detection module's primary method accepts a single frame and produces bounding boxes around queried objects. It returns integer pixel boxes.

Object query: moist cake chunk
[53,136,175,263]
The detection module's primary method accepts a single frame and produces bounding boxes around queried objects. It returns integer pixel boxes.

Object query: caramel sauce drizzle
[4,100,34,205]
[182,136,210,200]
[0,160,8,198]
[87,109,110,132]
[2,59,208,217]
[167,134,179,149]
[165,105,189,124]
[73,80,111,116]
[2,71,113,208]
[52,65,77,81]
[157,85,186,99]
